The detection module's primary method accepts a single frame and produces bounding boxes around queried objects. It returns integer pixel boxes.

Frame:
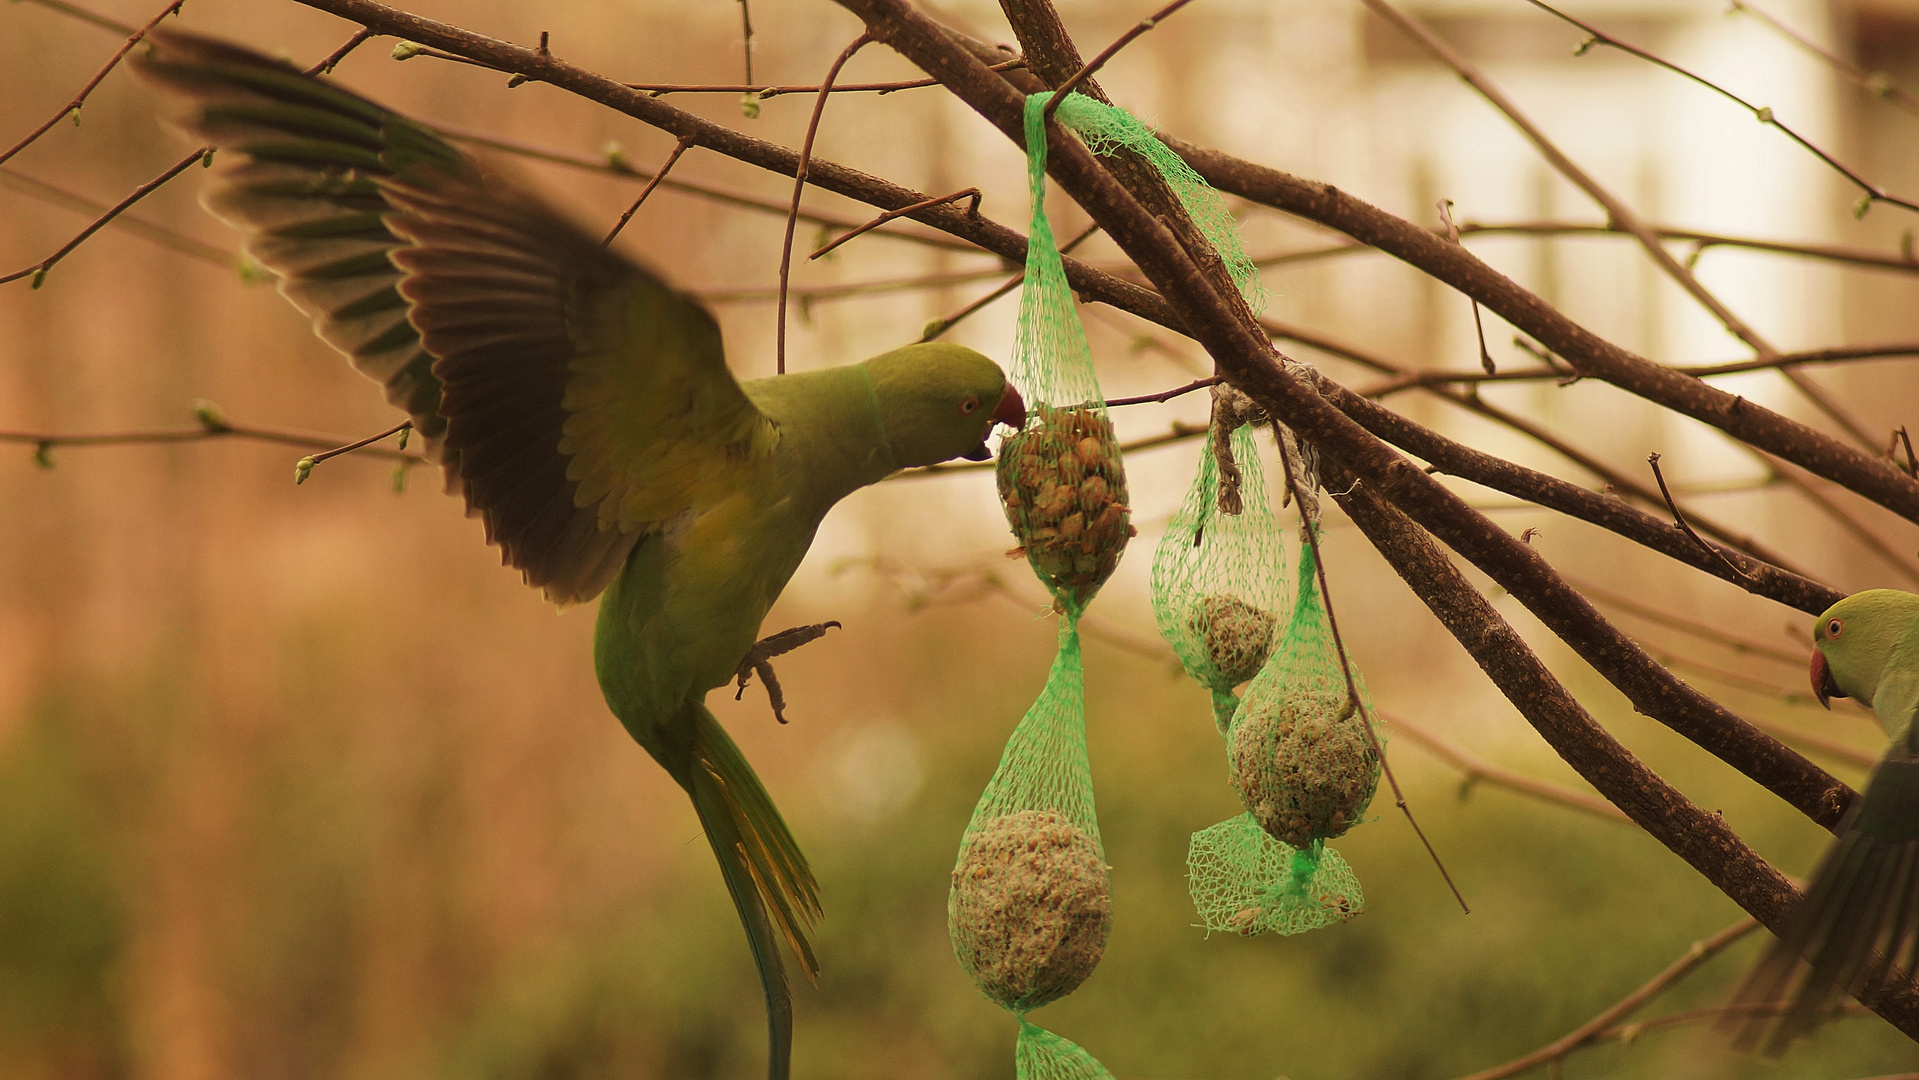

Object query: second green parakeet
[133,30,1024,1080]
[1735,588,1919,1050]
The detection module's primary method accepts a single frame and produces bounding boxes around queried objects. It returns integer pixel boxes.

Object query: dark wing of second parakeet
[133,29,778,605]
[1732,614,1919,1052]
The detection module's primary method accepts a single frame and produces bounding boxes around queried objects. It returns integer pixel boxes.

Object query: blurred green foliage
[0,702,128,1080]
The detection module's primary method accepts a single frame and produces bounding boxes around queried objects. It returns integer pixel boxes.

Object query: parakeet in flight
[1734,588,1919,1051]
[133,30,1024,1079]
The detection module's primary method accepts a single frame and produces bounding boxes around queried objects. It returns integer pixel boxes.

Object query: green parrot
[132,29,1024,1079]
[1734,588,1919,1051]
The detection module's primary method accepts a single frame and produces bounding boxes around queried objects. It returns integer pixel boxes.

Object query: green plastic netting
[1050,94,1266,317]
[1149,418,1288,735]
[1187,539,1380,936]
[957,87,1285,1078]
[949,620,1111,1017]
[953,92,1137,1080]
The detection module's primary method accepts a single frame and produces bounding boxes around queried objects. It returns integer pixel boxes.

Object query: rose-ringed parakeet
[133,30,1024,1078]
[1734,588,1919,1051]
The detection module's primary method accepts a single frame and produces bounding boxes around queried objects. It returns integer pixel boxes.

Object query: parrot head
[863,343,1025,467]
[1810,589,1919,708]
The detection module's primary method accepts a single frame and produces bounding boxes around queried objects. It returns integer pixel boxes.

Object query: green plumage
[1735,588,1919,1052]
[134,30,1016,1080]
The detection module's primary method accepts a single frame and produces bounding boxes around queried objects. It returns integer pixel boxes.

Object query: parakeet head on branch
[1810,589,1919,707]
[863,342,1024,467]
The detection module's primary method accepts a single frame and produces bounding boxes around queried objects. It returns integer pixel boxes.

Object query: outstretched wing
[133,29,777,604]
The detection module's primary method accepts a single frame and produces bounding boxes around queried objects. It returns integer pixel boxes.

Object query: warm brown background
[4,1,1919,1077]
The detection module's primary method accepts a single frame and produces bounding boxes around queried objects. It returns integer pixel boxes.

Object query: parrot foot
[734,621,842,724]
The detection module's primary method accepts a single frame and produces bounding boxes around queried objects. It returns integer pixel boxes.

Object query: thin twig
[738,0,754,86]
[700,266,1014,305]
[1277,436,1470,914]
[1040,0,1199,121]
[393,44,512,74]
[1359,343,1919,396]
[920,221,1104,341]
[0,0,184,171]
[431,124,981,254]
[1763,452,1919,587]
[1729,0,1919,123]
[0,167,237,269]
[0,147,204,288]
[1,27,380,290]
[1253,221,1919,276]
[292,420,413,484]
[777,33,872,374]
[1531,0,1919,218]
[1275,318,1812,577]
[1369,0,1882,452]
[16,0,136,34]
[1568,577,1804,667]
[1437,199,1496,375]
[627,61,1026,98]
[894,420,1205,478]
[2,407,428,469]
[1103,376,1219,408]
[1648,453,1754,581]
[1742,715,1879,770]
[603,137,692,245]
[1451,916,1761,1080]
[309,27,375,74]
[810,187,979,260]
[1893,426,1919,478]
[844,556,1171,661]
[1382,713,1632,823]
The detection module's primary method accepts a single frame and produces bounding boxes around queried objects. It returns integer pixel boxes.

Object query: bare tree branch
[1165,140,1919,523]
[1383,713,1633,824]
[1451,916,1761,1080]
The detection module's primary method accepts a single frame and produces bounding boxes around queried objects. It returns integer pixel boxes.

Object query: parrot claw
[734,621,842,724]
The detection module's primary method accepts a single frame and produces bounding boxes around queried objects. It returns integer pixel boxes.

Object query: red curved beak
[1811,649,1844,709]
[991,383,1026,430]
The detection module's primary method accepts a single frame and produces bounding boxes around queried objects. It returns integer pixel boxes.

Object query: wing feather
[135,28,778,604]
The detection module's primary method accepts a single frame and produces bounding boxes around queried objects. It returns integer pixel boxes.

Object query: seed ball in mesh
[1190,593,1279,687]
[996,404,1135,608]
[1229,690,1379,848]
[949,809,1112,1010]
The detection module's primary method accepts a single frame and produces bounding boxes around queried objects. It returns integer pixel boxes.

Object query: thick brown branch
[841,0,1852,835]
[285,0,1180,336]
[1320,380,1841,612]
[1269,318,1817,580]
[1163,140,1919,523]
[1322,472,1917,1037]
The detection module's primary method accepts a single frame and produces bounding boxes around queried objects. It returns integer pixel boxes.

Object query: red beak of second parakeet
[1810,648,1844,708]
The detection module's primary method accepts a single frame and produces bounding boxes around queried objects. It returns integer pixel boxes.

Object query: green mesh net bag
[1187,537,1380,936]
[1149,403,1288,736]
[1050,94,1266,317]
[959,87,1281,1080]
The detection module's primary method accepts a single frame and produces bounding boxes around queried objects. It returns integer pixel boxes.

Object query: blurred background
[4,0,1919,1076]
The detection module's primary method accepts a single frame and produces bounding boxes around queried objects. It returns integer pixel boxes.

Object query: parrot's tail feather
[690,779,793,1080]
[683,704,820,1080]
[1728,756,1919,1054]
[690,704,823,943]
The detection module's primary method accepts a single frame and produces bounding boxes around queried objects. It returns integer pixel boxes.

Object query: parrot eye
[1828,618,1844,638]
[958,396,980,416]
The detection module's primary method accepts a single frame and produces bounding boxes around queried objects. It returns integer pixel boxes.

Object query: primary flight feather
[132,29,1024,1079]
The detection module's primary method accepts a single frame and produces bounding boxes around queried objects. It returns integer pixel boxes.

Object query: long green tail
[683,702,821,1080]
